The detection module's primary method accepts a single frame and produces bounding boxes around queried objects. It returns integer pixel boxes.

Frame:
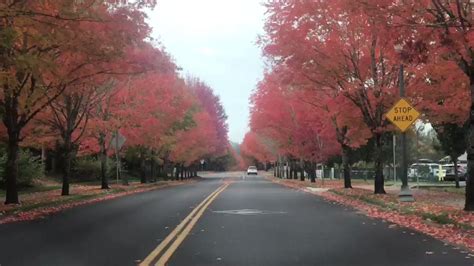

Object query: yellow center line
[155,183,229,266]
[139,183,230,266]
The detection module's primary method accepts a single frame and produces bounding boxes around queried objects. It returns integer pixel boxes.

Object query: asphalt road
[0,173,472,266]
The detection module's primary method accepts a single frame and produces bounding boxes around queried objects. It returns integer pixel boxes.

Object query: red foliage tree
[260,0,411,193]
[0,0,157,203]
[350,0,474,209]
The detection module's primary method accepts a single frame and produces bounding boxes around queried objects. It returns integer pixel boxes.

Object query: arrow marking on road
[212,209,286,215]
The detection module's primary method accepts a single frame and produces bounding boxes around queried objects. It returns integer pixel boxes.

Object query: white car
[247,166,258,175]
[408,163,445,181]
[442,164,467,181]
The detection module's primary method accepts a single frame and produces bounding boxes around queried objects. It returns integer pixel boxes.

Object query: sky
[147,0,266,143]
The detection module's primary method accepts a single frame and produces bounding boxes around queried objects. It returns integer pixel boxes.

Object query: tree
[187,77,229,157]
[261,0,401,192]
[241,132,277,167]
[434,123,467,188]
[366,0,474,210]
[82,44,179,188]
[0,0,156,203]
[46,85,105,195]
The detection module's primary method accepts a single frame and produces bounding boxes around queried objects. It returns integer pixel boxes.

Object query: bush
[72,156,116,181]
[0,148,44,188]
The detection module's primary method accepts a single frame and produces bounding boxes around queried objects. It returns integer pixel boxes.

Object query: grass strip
[329,189,473,230]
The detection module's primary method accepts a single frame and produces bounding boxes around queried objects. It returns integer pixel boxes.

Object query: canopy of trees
[0,0,234,204]
[242,0,474,211]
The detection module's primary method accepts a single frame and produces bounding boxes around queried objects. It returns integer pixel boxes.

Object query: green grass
[0,185,61,197]
[420,187,465,195]
[421,212,455,225]
[19,185,61,195]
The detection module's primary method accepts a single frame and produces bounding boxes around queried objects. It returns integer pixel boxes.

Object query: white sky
[147,0,266,143]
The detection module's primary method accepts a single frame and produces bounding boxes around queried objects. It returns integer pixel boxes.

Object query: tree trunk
[4,135,20,204]
[122,163,129,186]
[466,80,474,210]
[140,158,146,184]
[290,160,298,179]
[163,158,169,180]
[453,158,460,189]
[299,159,305,181]
[342,145,352,189]
[277,160,281,178]
[310,162,316,183]
[61,138,72,196]
[374,133,386,194]
[3,94,21,204]
[288,161,292,179]
[99,133,109,189]
[150,158,156,182]
[276,158,280,178]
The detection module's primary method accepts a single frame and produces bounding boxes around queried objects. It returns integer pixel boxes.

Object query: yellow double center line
[140,183,230,266]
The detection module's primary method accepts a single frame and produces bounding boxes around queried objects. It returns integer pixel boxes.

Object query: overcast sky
[147,0,266,143]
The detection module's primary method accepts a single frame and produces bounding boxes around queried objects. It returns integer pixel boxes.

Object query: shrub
[72,156,116,181]
[421,212,455,225]
[0,148,44,188]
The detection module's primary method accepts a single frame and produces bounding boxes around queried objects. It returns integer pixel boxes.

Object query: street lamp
[394,44,414,202]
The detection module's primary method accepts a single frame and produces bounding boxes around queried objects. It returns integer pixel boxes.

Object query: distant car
[442,164,467,181]
[247,166,258,175]
[408,163,445,181]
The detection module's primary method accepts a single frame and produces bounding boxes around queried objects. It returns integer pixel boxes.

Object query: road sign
[110,132,126,150]
[385,98,420,132]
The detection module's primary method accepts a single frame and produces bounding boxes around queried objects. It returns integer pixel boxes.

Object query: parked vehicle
[408,163,445,181]
[442,164,467,181]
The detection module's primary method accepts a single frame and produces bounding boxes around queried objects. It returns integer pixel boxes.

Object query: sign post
[385,65,420,202]
[110,131,126,185]
[393,134,396,183]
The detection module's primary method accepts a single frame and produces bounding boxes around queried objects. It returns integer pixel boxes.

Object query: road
[0,172,471,266]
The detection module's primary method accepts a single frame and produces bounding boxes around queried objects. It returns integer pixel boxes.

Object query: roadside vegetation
[241,0,474,211]
[0,1,244,207]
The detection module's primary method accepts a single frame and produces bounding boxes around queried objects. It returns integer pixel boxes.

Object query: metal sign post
[393,134,396,183]
[110,131,126,185]
[386,65,419,202]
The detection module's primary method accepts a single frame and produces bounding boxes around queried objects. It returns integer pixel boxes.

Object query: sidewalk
[265,173,474,252]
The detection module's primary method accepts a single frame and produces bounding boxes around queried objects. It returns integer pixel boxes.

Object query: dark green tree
[434,123,467,188]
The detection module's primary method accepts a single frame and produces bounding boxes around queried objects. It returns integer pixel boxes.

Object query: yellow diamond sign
[385,98,420,132]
